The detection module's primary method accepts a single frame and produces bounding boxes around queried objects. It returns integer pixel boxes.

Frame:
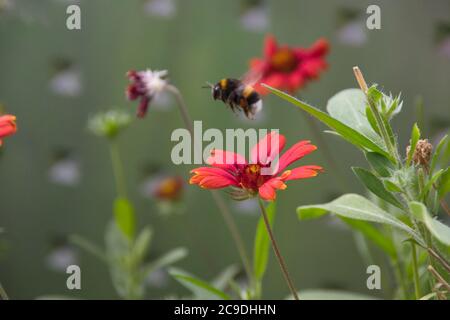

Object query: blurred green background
[0,0,449,299]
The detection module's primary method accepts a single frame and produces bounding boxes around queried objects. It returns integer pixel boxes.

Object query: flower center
[270,48,298,72]
[239,164,270,193]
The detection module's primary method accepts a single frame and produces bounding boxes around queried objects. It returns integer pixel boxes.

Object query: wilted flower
[126,69,169,118]
[0,114,17,146]
[190,132,323,201]
[407,139,433,166]
[249,35,329,94]
[88,109,131,139]
[152,176,184,201]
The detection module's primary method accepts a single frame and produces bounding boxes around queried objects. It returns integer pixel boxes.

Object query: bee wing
[240,68,262,87]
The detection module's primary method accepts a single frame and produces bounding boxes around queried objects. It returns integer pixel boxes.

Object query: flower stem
[258,198,299,300]
[0,281,9,300]
[166,84,253,283]
[109,139,127,199]
[411,242,421,299]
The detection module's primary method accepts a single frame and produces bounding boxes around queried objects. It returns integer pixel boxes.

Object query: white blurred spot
[144,0,176,18]
[146,268,169,288]
[49,68,82,97]
[233,198,258,216]
[46,246,78,272]
[336,21,367,47]
[48,158,80,186]
[437,36,450,59]
[151,90,174,111]
[240,6,269,32]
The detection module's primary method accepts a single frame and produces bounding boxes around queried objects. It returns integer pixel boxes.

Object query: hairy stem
[167,84,253,284]
[411,243,421,299]
[258,199,299,300]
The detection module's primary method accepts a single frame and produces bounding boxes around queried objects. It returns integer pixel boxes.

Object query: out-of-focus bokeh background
[1,0,449,299]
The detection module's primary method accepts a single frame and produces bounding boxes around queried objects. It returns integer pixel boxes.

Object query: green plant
[264,67,450,300]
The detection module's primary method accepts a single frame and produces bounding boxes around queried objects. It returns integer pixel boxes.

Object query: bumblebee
[209,78,262,119]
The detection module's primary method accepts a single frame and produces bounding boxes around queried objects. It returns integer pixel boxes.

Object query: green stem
[353,67,399,164]
[411,242,421,299]
[258,199,299,300]
[109,139,127,198]
[166,84,254,285]
[0,281,9,300]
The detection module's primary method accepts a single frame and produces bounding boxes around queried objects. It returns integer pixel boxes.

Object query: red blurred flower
[250,35,329,94]
[0,114,17,146]
[153,176,184,201]
[190,132,323,201]
[126,69,168,118]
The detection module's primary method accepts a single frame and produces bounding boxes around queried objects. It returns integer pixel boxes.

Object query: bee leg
[226,92,237,114]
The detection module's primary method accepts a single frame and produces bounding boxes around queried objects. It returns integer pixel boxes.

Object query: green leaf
[365,152,393,177]
[113,197,135,240]
[341,218,396,258]
[289,289,378,300]
[438,167,450,199]
[420,169,444,200]
[297,193,424,245]
[365,106,380,135]
[130,227,152,265]
[143,247,188,276]
[406,123,420,166]
[263,85,393,161]
[352,167,404,209]
[212,265,240,291]
[383,179,403,193]
[327,89,383,147]
[169,268,230,300]
[69,234,107,262]
[409,201,450,246]
[253,201,276,280]
[430,134,448,175]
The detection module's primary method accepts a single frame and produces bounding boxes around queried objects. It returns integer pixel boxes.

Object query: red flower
[250,35,329,94]
[0,114,17,146]
[190,132,323,201]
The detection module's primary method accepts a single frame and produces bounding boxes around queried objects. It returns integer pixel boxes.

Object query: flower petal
[190,167,238,189]
[258,182,276,201]
[251,131,286,165]
[207,149,246,172]
[277,140,317,173]
[283,165,323,181]
[264,34,278,58]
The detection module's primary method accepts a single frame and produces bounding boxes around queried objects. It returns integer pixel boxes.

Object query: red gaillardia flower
[126,69,168,118]
[0,114,17,146]
[190,132,323,201]
[250,35,329,94]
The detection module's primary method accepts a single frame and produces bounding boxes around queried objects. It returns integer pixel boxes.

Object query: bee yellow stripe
[220,78,228,89]
[243,85,254,98]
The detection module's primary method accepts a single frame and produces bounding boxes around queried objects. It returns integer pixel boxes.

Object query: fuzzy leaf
[263,85,393,161]
[169,268,230,300]
[352,167,404,209]
[438,167,450,199]
[365,152,393,177]
[406,123,420,166]
[113,197,135,240]
[430,134,448,175]
[409,201,450,246]
[297,194,424,245]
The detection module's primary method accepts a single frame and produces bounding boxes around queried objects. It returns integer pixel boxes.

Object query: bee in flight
[205,72,263,119]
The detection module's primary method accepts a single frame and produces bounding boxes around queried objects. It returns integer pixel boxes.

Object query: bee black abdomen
[246,91,260,105]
